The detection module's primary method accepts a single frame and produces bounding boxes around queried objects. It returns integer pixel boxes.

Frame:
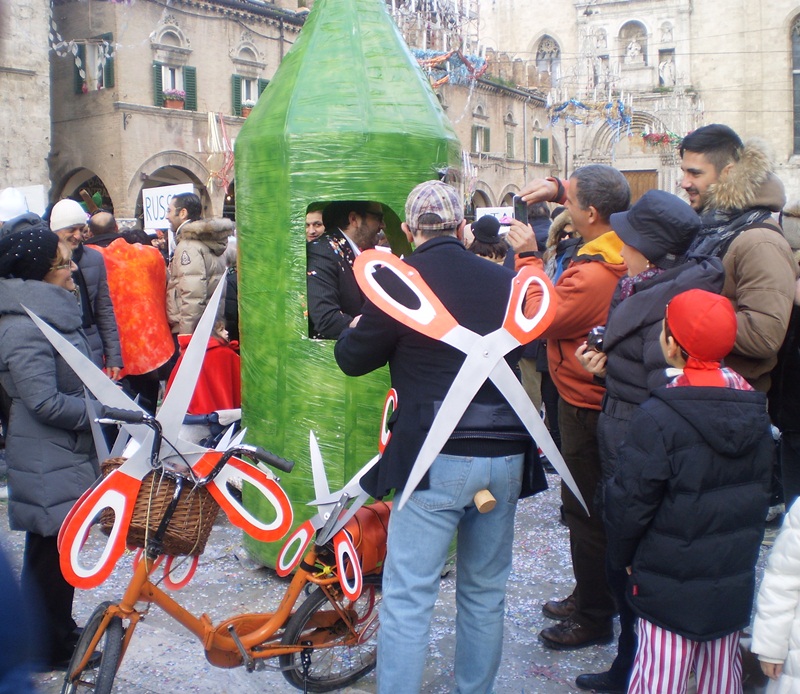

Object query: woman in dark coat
[574,190,726,693]
[0,229,101,669]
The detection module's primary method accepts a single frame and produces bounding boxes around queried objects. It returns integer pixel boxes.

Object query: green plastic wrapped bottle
[234,0,461,567]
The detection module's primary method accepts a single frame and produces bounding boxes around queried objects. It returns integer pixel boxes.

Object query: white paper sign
[141,183,194,231]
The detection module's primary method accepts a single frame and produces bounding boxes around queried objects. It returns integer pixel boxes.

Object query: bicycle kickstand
[301,640,312,694]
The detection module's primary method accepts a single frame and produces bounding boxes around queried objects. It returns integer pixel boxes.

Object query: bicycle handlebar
[228,444,295,474]
[97,407,154,426]
[95,409,294,477]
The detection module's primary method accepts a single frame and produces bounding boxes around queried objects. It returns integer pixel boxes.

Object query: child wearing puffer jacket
[752,500,800,692]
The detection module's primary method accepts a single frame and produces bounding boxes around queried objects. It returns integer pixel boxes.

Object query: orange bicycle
[61,412,386,694]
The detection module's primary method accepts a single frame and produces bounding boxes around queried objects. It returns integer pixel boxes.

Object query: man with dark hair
[508,164,629,657]
[306,199,384,339]
[679,123,797,392]
[165,191,232,335]
[335,180,539,693]
[168,192,203,225]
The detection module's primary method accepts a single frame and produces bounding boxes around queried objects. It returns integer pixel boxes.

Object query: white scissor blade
[309,431,331,502]
[109,427,132,459]
[85,392,110,463]
[317,491,370,545]
[230,426,247,447]
[397,341,494,510]
[156,279,225,452]
[487,361,588,514]
[307,454,381,506]
[25,307,149,444]
[214,423,236,451]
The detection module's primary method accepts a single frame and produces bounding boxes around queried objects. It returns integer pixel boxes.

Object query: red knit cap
[665,289,737,361]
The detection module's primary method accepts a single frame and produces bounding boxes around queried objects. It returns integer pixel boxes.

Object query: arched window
[620,21,647,66]
[536,35,561,85]
[793,16,800,153]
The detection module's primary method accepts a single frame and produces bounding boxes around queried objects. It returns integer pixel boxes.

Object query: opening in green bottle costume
[234,0,461,567]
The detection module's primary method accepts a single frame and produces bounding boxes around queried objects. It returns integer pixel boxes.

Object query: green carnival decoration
[234,0,461,566]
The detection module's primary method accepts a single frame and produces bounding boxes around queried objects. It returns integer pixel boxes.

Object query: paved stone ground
[0,450,773,693]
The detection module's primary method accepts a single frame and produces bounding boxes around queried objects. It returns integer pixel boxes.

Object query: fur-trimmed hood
[704,138,786,213]
[176,218,233,256]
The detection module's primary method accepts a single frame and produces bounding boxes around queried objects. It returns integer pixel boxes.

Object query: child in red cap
[605,288,775,694]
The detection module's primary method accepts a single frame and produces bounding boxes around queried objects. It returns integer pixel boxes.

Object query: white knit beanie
[50,199,88,232]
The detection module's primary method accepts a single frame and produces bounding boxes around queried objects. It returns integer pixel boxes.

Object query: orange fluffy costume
[95,238,174,375]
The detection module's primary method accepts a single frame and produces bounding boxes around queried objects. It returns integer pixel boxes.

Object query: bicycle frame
[64,414,384,689]
[67,514,380,679]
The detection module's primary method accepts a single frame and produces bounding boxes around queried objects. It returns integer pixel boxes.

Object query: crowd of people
[0,190,240,679]
[309,124,800,694]
[3,121,800,693]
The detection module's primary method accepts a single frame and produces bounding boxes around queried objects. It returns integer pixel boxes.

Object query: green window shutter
[101,33,114,89]
[153,62,164,106]
[540,138,549,164]
[232,74,242,116]
[471,125,478,153]
[483,127,490,152]
[74,43,86,94]
[506,132,514,159]
[258,78,270,97]
[184,66,197,111]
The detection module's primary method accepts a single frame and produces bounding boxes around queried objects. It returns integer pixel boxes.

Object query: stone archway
[586,114,678,200]
[128,150,218,221]
[55,168,113,210]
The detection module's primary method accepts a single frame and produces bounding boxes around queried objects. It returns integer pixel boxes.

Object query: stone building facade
[478,0,800,201]
[438,78,553,211]
[0,0,52,212]
[49,0,305,221]
[1,0,552,220]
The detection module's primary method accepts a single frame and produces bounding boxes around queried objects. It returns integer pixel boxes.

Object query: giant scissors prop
[354,250,587,513]
[277,431,380,601]
[26,280,293,589]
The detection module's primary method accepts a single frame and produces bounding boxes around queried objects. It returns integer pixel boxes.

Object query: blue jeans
[377,452,524,694]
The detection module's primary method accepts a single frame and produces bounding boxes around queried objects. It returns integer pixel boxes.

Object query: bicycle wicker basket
[99,458,220,556]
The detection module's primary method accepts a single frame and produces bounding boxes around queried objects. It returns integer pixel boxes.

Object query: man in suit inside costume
[306,200,384,339]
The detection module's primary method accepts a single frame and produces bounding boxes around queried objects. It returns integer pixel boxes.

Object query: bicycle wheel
[279,573,382,692]
[61,601,124,694]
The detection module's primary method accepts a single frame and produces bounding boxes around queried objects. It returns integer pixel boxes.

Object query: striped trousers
[628,618,742,694]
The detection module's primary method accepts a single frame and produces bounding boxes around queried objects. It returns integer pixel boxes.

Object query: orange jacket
[517,231,627,410]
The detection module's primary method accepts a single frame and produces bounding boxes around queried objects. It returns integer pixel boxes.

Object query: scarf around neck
[689,207,773,259]
[618,266,665,301]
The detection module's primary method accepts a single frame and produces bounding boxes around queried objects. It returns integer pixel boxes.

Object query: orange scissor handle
[334,529,363,602]
[276,519,316,578]
[194,452,294,544]
[59,469,140,589]
[355,250,458,341]
[378,388,398,454]
[58,481,99,553]
[502,265,558,346]
[131,549,199,589]
[162,555,200,590]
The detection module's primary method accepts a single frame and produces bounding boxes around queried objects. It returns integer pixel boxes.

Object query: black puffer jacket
[605,384,773,641]
[603,258,725,406]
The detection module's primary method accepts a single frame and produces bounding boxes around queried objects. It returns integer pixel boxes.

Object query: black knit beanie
[0,228,61,281]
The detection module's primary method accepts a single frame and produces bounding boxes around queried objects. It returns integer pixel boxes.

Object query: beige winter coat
[166,218,232,334]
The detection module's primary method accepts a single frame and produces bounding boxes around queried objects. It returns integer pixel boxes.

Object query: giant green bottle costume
[234,0,461,566]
